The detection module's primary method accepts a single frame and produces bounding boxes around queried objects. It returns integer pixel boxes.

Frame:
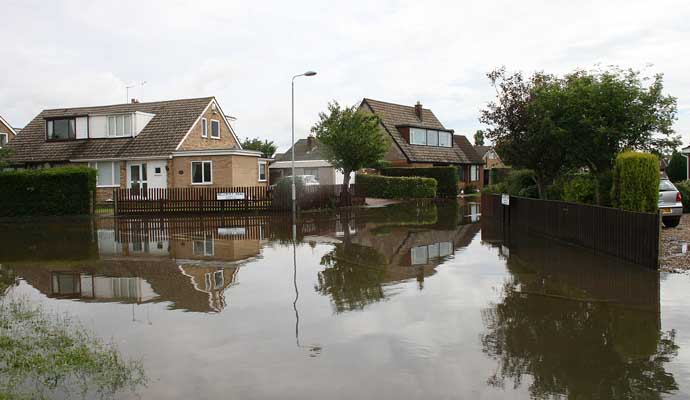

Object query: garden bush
[561,174,597,204]
[483,169,538,198]
[356,173,436,199]
[0,166,96,216]
[381,166,457,197]
[611,152,659,213]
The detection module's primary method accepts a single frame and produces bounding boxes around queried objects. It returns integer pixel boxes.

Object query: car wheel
[662,216,681,228]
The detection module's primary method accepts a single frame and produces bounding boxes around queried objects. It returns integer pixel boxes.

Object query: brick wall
[178,103,240,151]
[171,155,267,188]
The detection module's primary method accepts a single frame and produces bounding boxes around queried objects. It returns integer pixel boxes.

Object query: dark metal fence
[482,193,660,269]
[113,184,362,215]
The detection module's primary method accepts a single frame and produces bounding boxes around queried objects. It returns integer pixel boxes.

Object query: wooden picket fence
[482,193,661,269]
[113,184,362,215]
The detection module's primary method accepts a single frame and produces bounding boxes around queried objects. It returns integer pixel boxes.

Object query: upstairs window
[107,114,133,137]
[258,161,267,182]
[201,118,208,137]
[211,120,220,139]
[0,133,7,147]
[409,128,452,147]
[47,118,76,140]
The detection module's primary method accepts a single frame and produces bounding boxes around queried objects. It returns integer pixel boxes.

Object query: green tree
[667,151,687,182]
[241,137,277,158]
[474,130,485,146]
[480,68,568,199]
[311,101,388,195]
[0,147,13,169]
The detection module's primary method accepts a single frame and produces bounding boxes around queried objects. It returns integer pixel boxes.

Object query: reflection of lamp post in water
[292,224,322,357]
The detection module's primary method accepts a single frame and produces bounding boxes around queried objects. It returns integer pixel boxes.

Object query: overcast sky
[2,0,689,151]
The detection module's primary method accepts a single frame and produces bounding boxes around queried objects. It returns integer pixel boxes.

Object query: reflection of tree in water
[316,243,388,313]
[481,264,679,399]
[0,264,19,296]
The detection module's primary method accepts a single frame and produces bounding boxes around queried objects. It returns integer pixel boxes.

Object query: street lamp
[291,71,317,218]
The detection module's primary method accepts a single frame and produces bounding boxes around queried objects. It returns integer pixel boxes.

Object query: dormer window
[47,118,76,140]
[409,127,452,147]
[107,114,133,137]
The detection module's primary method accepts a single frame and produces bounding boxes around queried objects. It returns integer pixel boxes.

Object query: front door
[130,163,148,193]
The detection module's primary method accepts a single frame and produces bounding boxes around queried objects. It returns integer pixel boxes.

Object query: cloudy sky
[2,0,689,151]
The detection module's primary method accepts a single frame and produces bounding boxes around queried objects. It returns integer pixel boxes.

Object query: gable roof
[474,145,491,158]
[360,98,481,164]
[273,137,326,162]
[0,115,18,137]
[5,97,217,163]
[453,135,484,164]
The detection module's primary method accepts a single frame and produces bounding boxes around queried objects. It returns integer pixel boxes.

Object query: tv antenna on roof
[125,84,135,103]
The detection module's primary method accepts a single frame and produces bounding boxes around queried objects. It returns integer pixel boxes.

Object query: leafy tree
[311,101,388,195]
[241,137,277,158]
[0,147,12,169]
[481,66,679,203]
[480,68,568,199]
[474,130,485,146]
[667,151,687,182]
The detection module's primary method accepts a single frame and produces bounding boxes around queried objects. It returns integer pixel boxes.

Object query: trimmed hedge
[676,181,690,213]
[356,174,436,199]
[381,166,457,197]
[0,167,96,216]
[611,152,659,213]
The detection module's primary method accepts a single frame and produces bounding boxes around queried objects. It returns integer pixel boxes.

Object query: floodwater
[1,200,690,399]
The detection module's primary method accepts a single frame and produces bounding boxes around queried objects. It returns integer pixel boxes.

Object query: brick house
[269,135,352,185]
[0,114,18,148]
[475,145,508,185]
[358,98,485,189]
[4,97,271,201]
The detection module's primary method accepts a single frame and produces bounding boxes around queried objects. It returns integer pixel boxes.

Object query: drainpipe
[684,154,689,181]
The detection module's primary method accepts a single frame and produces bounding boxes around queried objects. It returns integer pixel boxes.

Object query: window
[303,168,319,180]
[154,167,162,175]
[191,161,212,184]
[409,128,452,147]
[439,131,451,147]
[427,130,438,146]
[193,234,214,256]
[201,118,208,138]
[470,165,480,182]
[214,270,224,289]
[106,114,132,137]
[410,128,426,145]
[210,120,220,139]
[0,133,7,147]
[47,118,76,140]
[411,246,428,265]
[89,161,120,187]
[258,161,267,182]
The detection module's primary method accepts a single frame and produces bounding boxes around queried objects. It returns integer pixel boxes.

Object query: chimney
[307,135,316,152]
[131,98,139,104]
[414,101,423,121]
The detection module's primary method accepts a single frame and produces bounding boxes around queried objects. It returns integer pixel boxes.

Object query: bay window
[107,114,133,137]
[47,118,76,140]
[192,161,212,184]
[89,161,121,187]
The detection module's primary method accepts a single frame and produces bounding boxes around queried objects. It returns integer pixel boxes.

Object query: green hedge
[482,169,538,198]
[381,166,457,197]
[0,167,96,216]
[611,152,659,213]
[356,174,436,199]
[676,181,690,212]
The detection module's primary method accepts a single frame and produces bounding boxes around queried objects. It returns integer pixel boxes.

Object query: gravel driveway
[660,214,690,273]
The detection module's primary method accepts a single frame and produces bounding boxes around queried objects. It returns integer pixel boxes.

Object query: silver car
[659,178,683,227]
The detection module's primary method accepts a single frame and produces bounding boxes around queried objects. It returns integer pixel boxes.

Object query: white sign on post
[501,194,510,206]
[217,192,245,201]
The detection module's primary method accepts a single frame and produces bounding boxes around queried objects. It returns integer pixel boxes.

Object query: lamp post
[291,71,317,218]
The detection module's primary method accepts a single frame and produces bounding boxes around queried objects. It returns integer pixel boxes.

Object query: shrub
[675,181,690,213]
[272,176,304,210]
[667,152,687,183]
[381,166,457,197]
[611,152,659,213]
[562,174,597,204]
[0,166,96,216]
[356,173,436,199]
[483,169,539,198]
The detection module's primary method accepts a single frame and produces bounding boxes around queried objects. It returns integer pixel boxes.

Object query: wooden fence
[113,184,362,215]
[482,193,660,269]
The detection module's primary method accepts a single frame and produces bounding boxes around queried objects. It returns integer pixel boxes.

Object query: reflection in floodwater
[480,217,679,398]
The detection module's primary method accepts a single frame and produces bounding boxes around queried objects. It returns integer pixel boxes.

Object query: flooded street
[1,200,689,399]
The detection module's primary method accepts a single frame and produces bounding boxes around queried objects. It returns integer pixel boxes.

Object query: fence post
[89,190,95,216]
[113,189,118,215]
